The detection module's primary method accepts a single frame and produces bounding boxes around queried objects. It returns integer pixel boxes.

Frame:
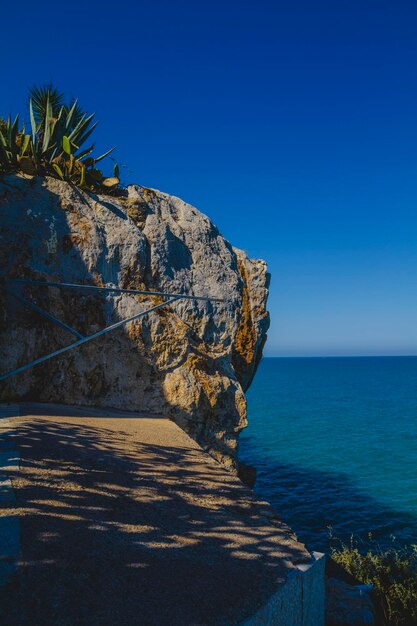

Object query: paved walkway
[0,403,311,626]
[0,404,20,588]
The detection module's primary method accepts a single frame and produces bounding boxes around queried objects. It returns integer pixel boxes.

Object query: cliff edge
[0,175,269,468]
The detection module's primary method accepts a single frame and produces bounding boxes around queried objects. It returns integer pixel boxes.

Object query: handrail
[9,279,227,303]
[0,279,227,382]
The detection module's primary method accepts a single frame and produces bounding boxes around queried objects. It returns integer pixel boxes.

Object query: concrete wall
[241,552,325,626]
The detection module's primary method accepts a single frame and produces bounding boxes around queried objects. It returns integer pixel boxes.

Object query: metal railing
[0,279,226,382]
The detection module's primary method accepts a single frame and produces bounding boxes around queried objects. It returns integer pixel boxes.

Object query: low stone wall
[241,552,325,626]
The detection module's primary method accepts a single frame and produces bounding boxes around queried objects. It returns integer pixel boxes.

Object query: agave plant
[29,84,65,125]
[0,114,32,173]
[30,85,85,133]
[0,85,120,191]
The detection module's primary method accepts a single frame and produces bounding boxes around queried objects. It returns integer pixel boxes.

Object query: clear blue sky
[2,0,417,356]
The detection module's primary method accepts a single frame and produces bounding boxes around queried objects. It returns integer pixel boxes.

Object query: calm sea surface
[239,356,417,552]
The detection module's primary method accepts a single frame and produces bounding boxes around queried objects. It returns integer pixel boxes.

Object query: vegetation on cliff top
[0,85,119,193]
[331,539,417,625]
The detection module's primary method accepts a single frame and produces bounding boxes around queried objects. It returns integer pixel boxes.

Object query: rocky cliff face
[0,175,269,468]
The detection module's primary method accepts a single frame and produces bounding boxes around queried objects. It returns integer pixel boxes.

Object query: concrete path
[0,403,314,626]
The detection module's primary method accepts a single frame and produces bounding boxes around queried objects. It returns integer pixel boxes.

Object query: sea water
[239,356,417,552]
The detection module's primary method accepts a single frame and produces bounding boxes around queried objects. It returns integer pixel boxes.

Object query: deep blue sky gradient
[2,0,417,355]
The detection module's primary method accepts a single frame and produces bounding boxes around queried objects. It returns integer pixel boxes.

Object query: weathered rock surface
[326,578,375,626]
[0,175,269,468]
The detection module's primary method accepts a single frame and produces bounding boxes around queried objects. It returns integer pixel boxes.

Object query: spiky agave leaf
[29,84,64,125]
[3,115,20,167]
[20,134,31,156]
[0,122,8,148]
[64,100,79,135]
[29,98,37,145]
[76,143,96,161]
[67,113,96,144]
[41,96,54,153]
[0,121,11,171]
[94,146,116,164]
[63,99,86,133]
[73,121,99,151]
[7,115,19,149]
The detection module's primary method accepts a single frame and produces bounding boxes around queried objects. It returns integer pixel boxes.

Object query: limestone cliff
[0,175,269,468]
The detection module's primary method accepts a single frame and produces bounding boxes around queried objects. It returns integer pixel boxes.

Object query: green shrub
[331,541,417,625]
[0,84,119,192]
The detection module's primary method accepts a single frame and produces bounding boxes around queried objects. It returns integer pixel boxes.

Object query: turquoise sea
[239,356,417,552]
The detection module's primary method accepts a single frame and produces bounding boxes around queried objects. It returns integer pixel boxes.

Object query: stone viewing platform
[0,403,324,625]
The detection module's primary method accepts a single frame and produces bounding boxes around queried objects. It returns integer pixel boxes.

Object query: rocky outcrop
[0,175,269,468]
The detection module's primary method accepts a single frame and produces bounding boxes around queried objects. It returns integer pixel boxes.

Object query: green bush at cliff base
[331,541,417,625]
[0,84,120,193]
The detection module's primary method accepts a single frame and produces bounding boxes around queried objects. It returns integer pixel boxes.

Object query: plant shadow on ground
[0,411,309,626]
